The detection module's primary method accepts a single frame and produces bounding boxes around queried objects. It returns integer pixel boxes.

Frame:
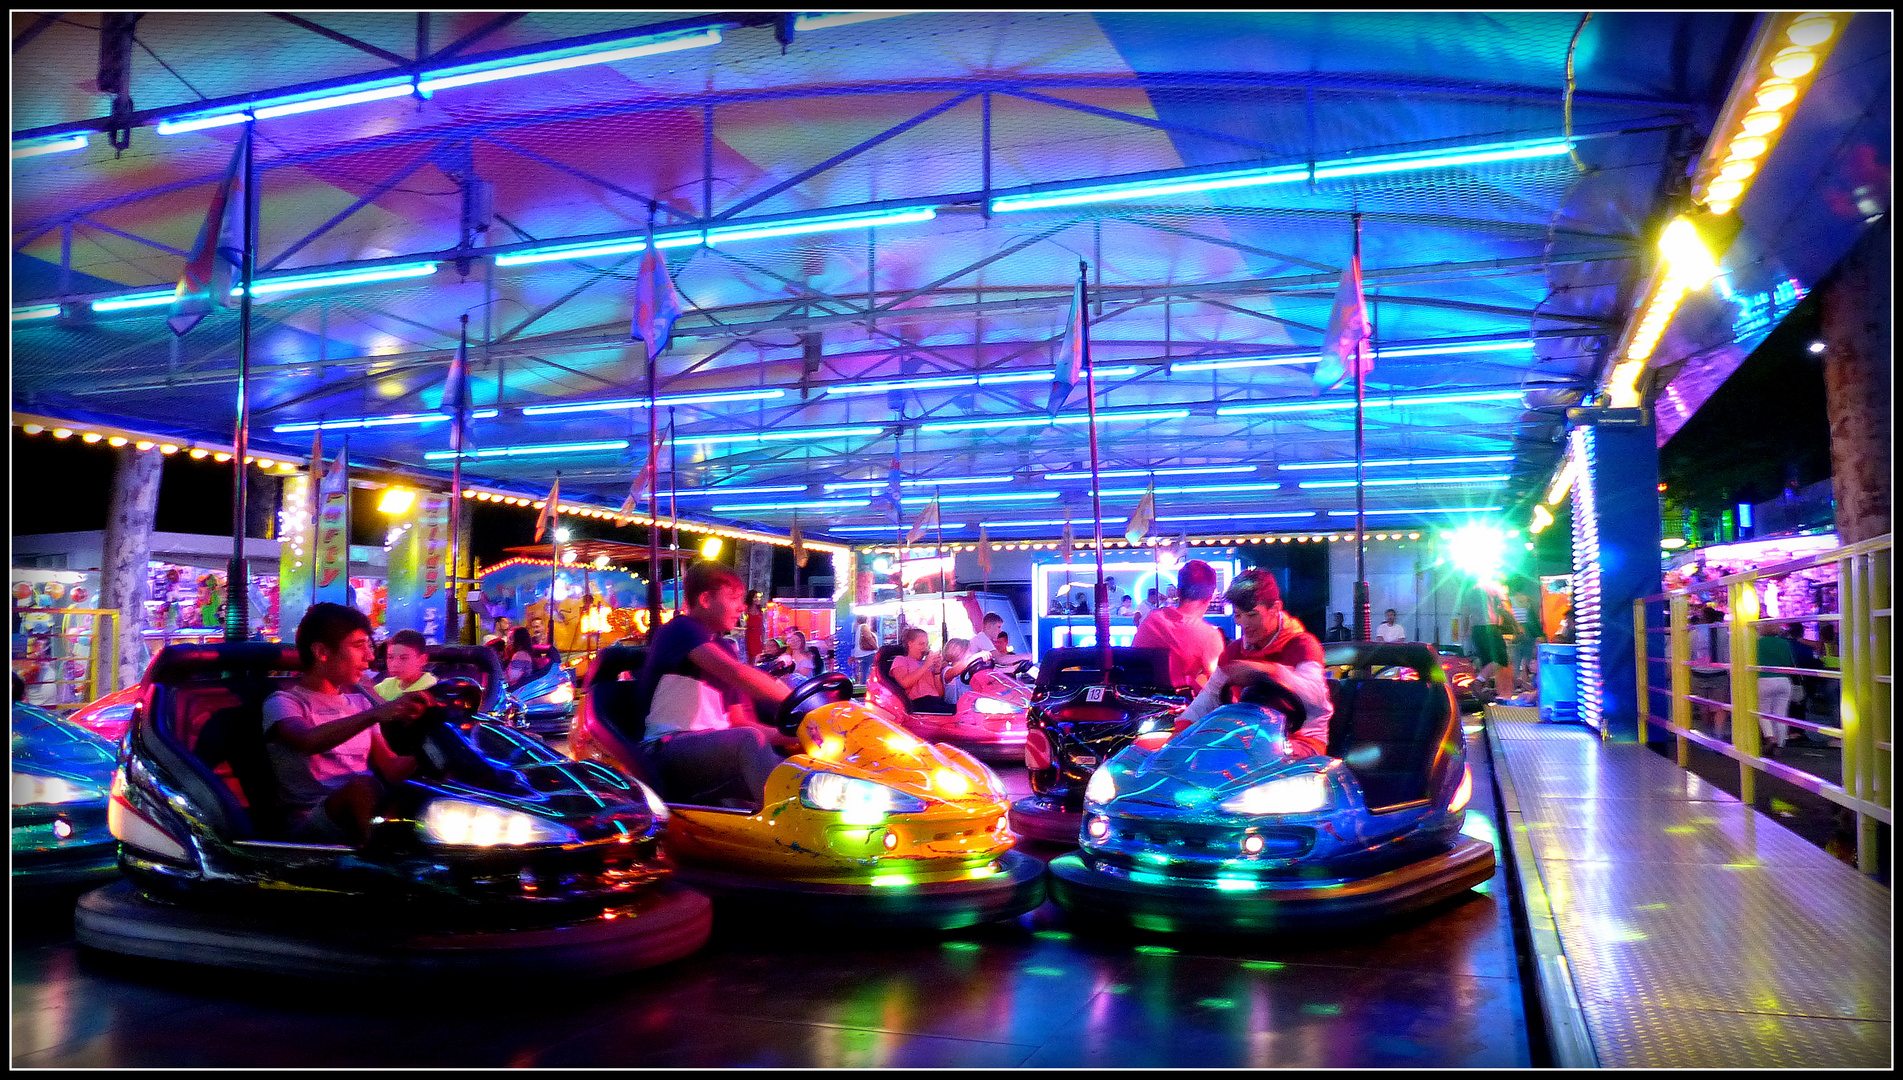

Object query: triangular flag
[1123,485,1156,545]
[618,451,656,525]
[1312,249,1372,392]
[1047,266,1087,414]
[309,426,325,487]
[442,326,474,453]
[791,512,808,569]
[318,435,349,500]
[905,496,939,547]
[534,476,561,544]
[168,127,251,337]
[1061,509,1075,564]
[631,223,685,360]
[976,524,993,576]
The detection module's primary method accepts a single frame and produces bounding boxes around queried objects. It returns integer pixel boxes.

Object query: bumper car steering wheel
[958,657,994,685]
[774,672,855,735]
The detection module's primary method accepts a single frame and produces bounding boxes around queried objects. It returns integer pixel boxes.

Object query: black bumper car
[505,645,576,736]
[1049,642,1495,933]
[75,642,710,979]
[1007,647,1188,845]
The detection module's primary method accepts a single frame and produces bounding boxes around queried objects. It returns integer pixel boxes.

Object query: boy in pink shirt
[1131,560,1227,693]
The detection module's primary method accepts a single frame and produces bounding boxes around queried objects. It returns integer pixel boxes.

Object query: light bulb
[1785,17,1836,47]
[1753,81,1797,110]
[1739,111,1783,137]
[1769,48,1816,79]
[1726,137,1769,161]
[1717,159,1757,183]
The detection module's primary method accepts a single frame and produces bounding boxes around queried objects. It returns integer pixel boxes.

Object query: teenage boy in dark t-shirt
[630,562,794,806]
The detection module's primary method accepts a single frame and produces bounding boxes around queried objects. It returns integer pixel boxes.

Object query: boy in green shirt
[373,629,438,702]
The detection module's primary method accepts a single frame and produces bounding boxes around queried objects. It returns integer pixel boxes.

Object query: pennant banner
[631,226,685,360]
[976,524,993,576]
[534,477,561,544]
[1123,487,1156,545]
[1312,250,1372,392]
[1061,511,1075,564]
[905,497,939,547]
[442,330,474,452]
[277,472,315,636]
[791,513,808,569]
[1047,267,1087,414]
[168,128,250,337]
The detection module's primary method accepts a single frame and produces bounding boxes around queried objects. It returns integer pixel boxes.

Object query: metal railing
[1635,533,1890,875]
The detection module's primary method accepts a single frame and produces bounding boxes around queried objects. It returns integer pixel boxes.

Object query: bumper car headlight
[972,696,1016,715]
[801,771,927,825]
[12,772,98,806]
[1084,766,1116,805]
[1220,773,1330,815]
[633,778,670,821]
[422,799,580,847]
[537,681,574,705]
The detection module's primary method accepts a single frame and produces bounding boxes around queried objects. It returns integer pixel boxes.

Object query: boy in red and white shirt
[1174,569,1333,759]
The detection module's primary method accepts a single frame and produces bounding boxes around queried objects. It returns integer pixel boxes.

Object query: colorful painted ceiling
[11,11,1787,541]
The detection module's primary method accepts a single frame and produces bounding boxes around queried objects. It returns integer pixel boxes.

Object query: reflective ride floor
[12,731,1530,1068]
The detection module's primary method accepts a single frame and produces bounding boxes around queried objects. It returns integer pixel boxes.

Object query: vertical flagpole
[933,491,946,648]
[548,470,560,648]
[668,408,682,614]
[1078,260,1112,680]
[338,436,351,609]
[310,433,322,607]
[448,313,468,645]
[645,351,662,638]
[225,124,256,642]
[1352,211,1371,641]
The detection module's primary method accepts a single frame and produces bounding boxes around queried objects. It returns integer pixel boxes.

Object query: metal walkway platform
[1487,710,1891,1068]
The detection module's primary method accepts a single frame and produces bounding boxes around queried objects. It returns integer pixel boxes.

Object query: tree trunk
[1821,221,1892,544]
[100,446,163,690]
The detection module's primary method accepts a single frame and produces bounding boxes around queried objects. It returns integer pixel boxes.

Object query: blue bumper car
[1008,647,1187,845]
[1048,643,1494,932]
[12,699,120,892]
[75,642,710,979]
[506,645,576,736]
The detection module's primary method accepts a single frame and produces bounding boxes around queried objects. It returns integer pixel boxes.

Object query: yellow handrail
[1635,533,1891,875]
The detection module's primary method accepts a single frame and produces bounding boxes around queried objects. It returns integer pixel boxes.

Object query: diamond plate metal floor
[1488,714,1891,1068]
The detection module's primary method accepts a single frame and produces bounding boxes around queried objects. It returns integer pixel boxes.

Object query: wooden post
[100,445,163,689]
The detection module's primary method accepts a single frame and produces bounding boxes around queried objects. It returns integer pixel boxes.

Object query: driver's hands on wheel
[376,689,435,724]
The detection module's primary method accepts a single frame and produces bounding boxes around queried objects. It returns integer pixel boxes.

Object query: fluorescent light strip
[827,366,1138,397]
[11,304,62,322]
[1044,466,1258,481]
[1218,390,1522,416]
[273,410,499,434]
[979,519,1074,527]
[992,136,1572,213]
[1277,454,1514,471]
[793,12,922,32]
[90,291,176,313]
[678,425,885,446]
[1158,512,1317,522]
[673,485,809,497]
[900,491,1058,505]
[1310,138,1572,180]
[713,499,870,513]
[832,523,970,534]
[495,232,701,267]
[705,207,935,245]
[424,439,627,460]
[827,475,1016,492]
[11,134,89,159]
[1299,474,1508,490]
[1089,483,1281,497]
[522,388,785,415]
[1172,340,1535,375]
[922,408,1187,433]
[418,29,722,94]
[243,262,438,296]
[158,30,723,134]
[1326,507,1502,516]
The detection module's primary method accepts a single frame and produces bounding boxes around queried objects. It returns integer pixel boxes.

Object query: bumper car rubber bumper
[943,735,1028,765]
[73,878,713,979]
[1008,795,1083,846]
[1047,835,1495,933]
[522,709,574,736]
[673,848,1047,931]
